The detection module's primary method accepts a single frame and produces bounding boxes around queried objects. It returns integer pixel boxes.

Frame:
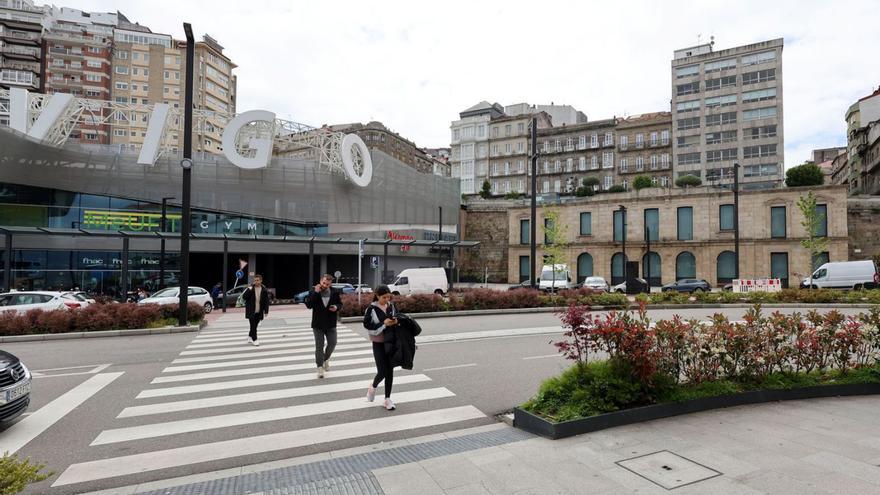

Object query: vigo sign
[5,88,374,186]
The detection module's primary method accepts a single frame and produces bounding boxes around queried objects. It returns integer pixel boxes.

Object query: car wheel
[392,291,400,296]
[203,302,213,313]
[693,288,703,293]
[434,289,444,295]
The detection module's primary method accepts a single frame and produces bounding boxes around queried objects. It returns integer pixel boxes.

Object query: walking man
[306,274,343,378]
[242,274,270,346]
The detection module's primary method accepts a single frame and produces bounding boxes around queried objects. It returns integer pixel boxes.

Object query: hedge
[0,302,205,336]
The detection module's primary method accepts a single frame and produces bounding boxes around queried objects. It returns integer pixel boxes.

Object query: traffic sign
[445,260,456,270]
[334,270,342,279]
[234,270,244,279]
[370,256,379,269]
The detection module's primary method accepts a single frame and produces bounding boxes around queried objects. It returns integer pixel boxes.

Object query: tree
[541,206,569,293]
[479,179,492,199]
[797,191,830,289]
[675,175,702,188]
[608,185,626,193]
[785,163,824,187]
[582,176,600,188]
[633,175,654,190]
[574,186,595,197]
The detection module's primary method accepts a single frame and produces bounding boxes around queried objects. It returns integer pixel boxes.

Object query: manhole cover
[616,450,721,490]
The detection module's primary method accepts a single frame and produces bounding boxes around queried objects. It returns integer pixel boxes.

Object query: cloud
[74,0,880,167]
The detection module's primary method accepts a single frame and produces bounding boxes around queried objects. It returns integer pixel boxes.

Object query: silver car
[581,276,610,292]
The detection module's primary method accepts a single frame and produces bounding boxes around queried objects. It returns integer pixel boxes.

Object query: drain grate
[616,450,722,490]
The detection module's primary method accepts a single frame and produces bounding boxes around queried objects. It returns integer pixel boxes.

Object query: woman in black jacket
[363,285,398,410]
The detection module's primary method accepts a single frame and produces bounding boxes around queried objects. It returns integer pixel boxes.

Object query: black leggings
[371,342,393,398]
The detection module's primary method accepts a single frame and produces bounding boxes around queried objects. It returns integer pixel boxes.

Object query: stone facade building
[461,185,849,287]
[330,121,434,174]
[535,119,618,194]
[616,112,673,188]
[487,112,551,195]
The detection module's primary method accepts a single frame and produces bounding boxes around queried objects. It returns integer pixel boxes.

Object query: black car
[662,278,712,293]
[0,350,31,422]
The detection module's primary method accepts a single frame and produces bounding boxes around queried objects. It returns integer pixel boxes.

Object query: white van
[539,264,574,291]
[801,260,879,289]
[388,267,449,296]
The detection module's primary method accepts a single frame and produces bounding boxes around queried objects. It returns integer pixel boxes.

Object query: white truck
[539,264,574,292]
[801,260,880,289]
[388,267,449,295]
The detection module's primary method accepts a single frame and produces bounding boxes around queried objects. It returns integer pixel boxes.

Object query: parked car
[0,350,31,422]
[137,286,214,313]
[0,291,73,314]
[509,280,533,291]
[801,260,880,290]
[60,292,92,308]
[332,283,357,295]
[662,279,712,293]
[539,264,575,292]
[610,278,650,294]
[63,291,96,304]
[353,284,373,294]
[581,276,610,292]
[293,290,309,304]
[388,268,448,295]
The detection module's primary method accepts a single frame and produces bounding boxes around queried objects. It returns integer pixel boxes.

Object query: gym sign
[5,88,373,187]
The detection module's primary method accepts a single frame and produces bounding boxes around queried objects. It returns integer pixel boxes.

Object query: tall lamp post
[618,205,627,282]
[529,117,538,288]
[159,196,174,290]
[177,22,195,327]
[733,162,741,280]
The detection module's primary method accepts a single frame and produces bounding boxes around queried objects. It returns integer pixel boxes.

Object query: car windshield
[541,270,567,281]
[585,277,604,284]
[150,288,177,298]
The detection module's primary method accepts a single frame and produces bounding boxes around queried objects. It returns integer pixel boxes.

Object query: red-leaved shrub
[0,301,206,335]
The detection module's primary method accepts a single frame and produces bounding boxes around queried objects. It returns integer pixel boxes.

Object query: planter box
[514,382,880,440]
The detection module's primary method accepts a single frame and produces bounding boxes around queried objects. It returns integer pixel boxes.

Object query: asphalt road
[0,304,873,494]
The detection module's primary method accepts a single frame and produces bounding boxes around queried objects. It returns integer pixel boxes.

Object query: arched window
[577,253,594,284]
[642,251,661,286]
[676,251,696,281]
[611,252,626,285]
[717,251,736,284]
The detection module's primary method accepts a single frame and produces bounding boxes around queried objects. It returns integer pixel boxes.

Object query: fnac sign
[386,230,414,252]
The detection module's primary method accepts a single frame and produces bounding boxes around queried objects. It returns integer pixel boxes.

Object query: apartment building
[450,101,503,194]
[616,112,673,188]
[487,112,551,195]
[671,39,784,189]
[532,119,618,194]
[843,87,880,195]
[0,0,44,96]
[184,34,236,155]
[329,121,434,173]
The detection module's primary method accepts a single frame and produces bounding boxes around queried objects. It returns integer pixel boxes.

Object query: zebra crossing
[52,310,490,490]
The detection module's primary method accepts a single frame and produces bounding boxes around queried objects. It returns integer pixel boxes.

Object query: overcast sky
[74,0,880,167]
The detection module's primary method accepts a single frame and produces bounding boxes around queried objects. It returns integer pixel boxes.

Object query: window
[579,212,592,236]
[661,130,669,145]
[642,252,661,286]
[676,81,700,96]
[744,163,779,177]
[519,256,530,283]
[812,252,830,272]
[746,125,777,139]
[544,218,554,245]
[650,155,658,169]
[676,252,697,280]
[505,124,511,136]
[771,252,789,288]
[505,143,512,154]
[677,117,700,130]
[650,132,658,146]
[676,100,700,112]
[741,50,776,66]
[115,66,128,74]
[591,134,598,148]
[742,68,776,85]
[771,206,786,238]
[613,210,625,242]
[87,60,102,68]
[89,46,101,54]
[602,152,614,168]
[743,144,777,158]
[660,176,670,187]
[717,251,737,284]
[704,58,736,73]
[644,209,659,241]
[604,175,613,190]
[115,82,128,90]
[591,156,598,169]
[705,94,737,107]
[611,252,626,285]
[678,152,701,165]
[554,160,561,173]
[743,107,777,121]
[705,112,737,126]
[661,154,669,168]
[743,88,776,103]
[620,135,628,148]
[578,157,586,171]
[566,158,573,172]
[706,148,737,162]
[677,207,693,240]
[676,64,698,78]
[604,132,614,146]
[579,135,587,149]
[636,133,644,147]
[705,75,737,91]
[619,158,628,172]
[517,142,524,153]
[517,123,524,134]
[577,253,594,283]
[114,129,127,136]
[678,135,700,148]
[705,130,737,145]
[85,74,101,82]
[719,204,735,231]
[636,156,645,171]
[816,204,828,237]
[116,51,129,59]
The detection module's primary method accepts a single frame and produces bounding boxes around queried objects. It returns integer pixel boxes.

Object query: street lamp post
[733,162,741,280]
[618,204,627,271]
[159,196,174,290]
[645,225,651,289]
[529,117,538,288]
[177,22,195,327]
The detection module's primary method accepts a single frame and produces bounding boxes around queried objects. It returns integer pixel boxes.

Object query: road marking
[186,333,355,349]
[522,354,562,360]
[137,366,381,398]
[0,372,123,454]
[192,328,316,342]
[53,406,486,486]
[162,349,374,373]
[170,341,365,364]
[417,326,563,343]
[178,338,364,356]
[151,356,377,384]
[94,387,455,445]
[31,364,110,373]
[118,375,431,418]
[197,324,325,337]
[423,363,477,372]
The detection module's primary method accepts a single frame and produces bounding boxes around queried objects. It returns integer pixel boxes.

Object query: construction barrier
[732,278,783,293]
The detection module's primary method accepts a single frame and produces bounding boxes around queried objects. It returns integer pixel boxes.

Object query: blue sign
[235,270,244,279]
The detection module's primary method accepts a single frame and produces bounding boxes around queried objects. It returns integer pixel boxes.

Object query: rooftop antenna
[710,35,715,52]
[697,33,702,45]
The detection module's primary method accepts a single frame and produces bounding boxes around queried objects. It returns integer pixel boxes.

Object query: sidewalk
[95,394,880,495]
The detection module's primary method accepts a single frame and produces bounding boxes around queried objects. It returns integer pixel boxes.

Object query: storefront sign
[83,210,181,231]
[386,230,415,252]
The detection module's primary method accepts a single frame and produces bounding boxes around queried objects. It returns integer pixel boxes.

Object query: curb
[0,324,201,343]
[340,302,878,322]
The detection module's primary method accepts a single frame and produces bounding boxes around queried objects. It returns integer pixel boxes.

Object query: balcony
[2,46,39,59]
[577,143,586,150]
[0,60,39,73]
[564,145,575,152]
[0,30,40,44]
[619,143,628,151]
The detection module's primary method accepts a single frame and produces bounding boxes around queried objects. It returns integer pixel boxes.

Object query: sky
[72,0,880,167]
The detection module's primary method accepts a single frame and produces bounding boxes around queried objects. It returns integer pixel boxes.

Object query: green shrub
[586,292,629,307]
[632,175,654,190]
[607,185,626,193]
[785,162,824,187]
[0,453,51,495]
[675,175,702,188]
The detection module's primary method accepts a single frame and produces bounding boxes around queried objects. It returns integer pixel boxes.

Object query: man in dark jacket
[242,274,270,346]
[305,274,343,378]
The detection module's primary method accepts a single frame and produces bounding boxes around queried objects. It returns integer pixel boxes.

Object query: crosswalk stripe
[186,333,358,349]
[190,329,360,345]
[194,326,323,339]
[162,349,374,373]
[94,387,456,445]
[137,366,380,398]
[118,375,431,418]
[170,342,367,365]
[192,328,317,342]
[151,356,376,384]
[197,324,321,336]
[53,406,486,487]
[178,338,364,357]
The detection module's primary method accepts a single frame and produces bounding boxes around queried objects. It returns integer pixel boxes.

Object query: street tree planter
[514,382,880,440]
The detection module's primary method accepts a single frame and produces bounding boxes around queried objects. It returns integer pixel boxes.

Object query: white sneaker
[323,359,330,371]
[317,367,325,378]
[252,340,259,347]
[384,398,396,411]
[366,385,376,402]
[247,337,253,344]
